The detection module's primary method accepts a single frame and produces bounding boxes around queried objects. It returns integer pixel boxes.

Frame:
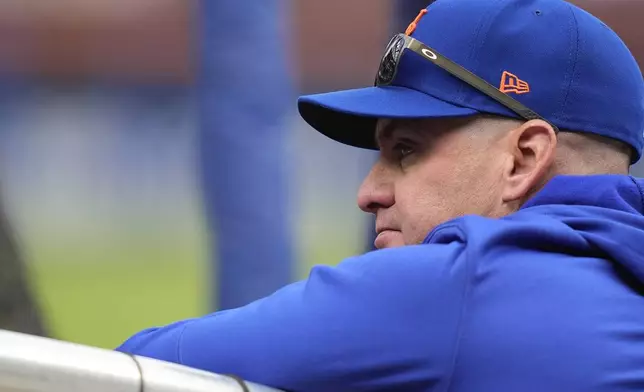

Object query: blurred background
[0,0,641,349]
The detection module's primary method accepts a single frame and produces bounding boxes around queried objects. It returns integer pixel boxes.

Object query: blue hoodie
[117,175,644,391]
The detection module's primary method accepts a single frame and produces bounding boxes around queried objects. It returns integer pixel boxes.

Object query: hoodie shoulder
[435,209,644,391]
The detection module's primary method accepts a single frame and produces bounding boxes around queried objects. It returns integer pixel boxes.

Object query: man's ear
[501,119,557,203]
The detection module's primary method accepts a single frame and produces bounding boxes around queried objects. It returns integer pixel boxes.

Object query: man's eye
[393,143,414,159]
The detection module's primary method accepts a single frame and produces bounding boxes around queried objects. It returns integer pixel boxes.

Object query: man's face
[358,116,513,249]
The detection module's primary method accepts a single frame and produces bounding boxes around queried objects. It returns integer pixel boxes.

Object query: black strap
[408,38,559,132]
[225,374,251,392]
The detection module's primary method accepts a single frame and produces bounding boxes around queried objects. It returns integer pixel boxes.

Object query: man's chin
[374,230,405,249]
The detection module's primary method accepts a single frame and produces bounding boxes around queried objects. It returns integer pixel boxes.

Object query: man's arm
[117,241,471,392]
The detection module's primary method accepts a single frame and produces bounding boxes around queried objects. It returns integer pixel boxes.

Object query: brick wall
[0,0,194,83]
[0,0,392,88]
[0,1,638,88]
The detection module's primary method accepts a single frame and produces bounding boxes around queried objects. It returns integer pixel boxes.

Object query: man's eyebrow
[376,120,423,148]
[375,120,399,148]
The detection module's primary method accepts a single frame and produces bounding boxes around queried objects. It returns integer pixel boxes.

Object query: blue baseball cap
[298,0,644,162]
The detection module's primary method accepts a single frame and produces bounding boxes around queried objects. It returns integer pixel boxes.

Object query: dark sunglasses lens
[376,36,405,85]
[377,55,396,84]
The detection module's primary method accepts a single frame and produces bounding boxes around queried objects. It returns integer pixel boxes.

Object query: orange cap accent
[405,9,428,36]
[499,71,530,94]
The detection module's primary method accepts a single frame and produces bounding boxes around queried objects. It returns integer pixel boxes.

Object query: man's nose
[357,162,395,214]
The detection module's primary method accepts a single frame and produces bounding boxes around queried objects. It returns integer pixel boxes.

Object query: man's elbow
[116,321,190,364]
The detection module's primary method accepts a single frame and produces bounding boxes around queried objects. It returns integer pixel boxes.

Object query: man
[117,0,644,391]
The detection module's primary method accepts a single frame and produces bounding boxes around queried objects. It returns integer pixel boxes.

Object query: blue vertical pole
[198,1,295,310]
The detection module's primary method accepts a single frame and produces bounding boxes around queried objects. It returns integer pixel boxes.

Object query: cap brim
[298,85,479,149]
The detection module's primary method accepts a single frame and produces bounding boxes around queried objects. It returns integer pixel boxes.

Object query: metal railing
[0,329,282,392]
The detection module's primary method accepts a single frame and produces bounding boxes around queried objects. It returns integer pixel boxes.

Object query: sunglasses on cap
[374,33,560,133]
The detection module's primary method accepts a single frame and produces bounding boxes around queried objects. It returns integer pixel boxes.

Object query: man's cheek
[402,224,423,246]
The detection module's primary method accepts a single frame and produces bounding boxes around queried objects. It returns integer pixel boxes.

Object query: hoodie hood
[521,175,644,284]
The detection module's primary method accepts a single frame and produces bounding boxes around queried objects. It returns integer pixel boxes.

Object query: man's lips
[374,228,401,249]
[375,225,399,235]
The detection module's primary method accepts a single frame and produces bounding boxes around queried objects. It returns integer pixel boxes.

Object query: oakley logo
[421,48,438,60]
[405,9,428,36]
[500,71,530,94]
